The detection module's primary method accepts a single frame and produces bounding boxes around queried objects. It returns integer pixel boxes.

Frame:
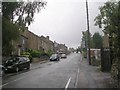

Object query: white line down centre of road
[65,77,71,90]
[75,68,80,88]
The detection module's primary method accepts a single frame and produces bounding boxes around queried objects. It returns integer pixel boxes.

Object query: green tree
[81,30,92,58]
[2,18,20,56]
[94,1,120,87]
[92,32,103,48]
[2,1,47,26]
[94,1,119,61]
[2,1,47,56]
[46,49,53,57]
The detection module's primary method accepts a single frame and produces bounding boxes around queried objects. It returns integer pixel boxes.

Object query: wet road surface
[2,53,82,88]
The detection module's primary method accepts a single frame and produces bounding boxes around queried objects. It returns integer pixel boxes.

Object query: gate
[101,48,111,72]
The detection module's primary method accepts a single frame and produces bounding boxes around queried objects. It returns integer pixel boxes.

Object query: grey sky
[29,0,107,49]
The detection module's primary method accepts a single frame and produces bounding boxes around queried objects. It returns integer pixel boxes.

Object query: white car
[61,54,67,58]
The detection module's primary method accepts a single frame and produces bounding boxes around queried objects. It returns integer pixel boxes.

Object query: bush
[21,49,50,61]
[22,51,30,55]
[82,51,87,58]
[30,50,45,58]
[21,51,33,63]
[46,49,53,57]
[31,50,40,57]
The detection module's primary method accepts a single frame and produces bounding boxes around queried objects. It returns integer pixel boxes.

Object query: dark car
[50,54,60,61]
[4,56,30,73]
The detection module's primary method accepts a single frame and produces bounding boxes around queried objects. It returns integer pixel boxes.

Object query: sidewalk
[77,58,112,88]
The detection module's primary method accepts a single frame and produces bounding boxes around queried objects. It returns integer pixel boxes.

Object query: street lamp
[86,0,91,65]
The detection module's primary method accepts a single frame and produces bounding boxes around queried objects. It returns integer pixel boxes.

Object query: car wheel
[27,64,30,70]
[27,66,30,70]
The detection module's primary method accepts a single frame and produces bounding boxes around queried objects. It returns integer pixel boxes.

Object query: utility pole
[86,0,91,65]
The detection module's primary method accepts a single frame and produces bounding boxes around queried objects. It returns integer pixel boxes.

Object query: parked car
[50,54,60,61]
[4,56,30,73]
[61,54,67,58]
[0,64,5,77]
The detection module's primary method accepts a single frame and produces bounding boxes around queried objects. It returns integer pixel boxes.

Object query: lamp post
[86,0,91,65]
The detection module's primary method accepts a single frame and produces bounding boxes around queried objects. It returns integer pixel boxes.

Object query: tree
[82,30,92,49]
[94,1,120,87]
[2,1,47,26]
[2,1,47,56]
[81,30,92,58]
[92,32,103,49]
[2,18,20,56]
[94,1,119,62]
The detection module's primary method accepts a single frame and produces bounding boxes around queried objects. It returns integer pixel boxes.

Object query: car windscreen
[61,54,65,56]
[51,54,58,58]
[4,58,18,66]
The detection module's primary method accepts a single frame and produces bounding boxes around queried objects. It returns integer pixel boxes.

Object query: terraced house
[12,28,54,55]
[40,36,54,53]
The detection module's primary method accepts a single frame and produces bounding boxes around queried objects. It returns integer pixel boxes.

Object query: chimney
[46,36,49,40]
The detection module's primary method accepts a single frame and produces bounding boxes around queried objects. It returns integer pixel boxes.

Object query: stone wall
[32,56,49,63]
[111,59,120,88]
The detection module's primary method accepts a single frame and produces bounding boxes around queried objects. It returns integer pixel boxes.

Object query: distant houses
[54,41,68,54]
[12,27,68,55]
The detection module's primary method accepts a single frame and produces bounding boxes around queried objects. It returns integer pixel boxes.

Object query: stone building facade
[12,28,55,55]
[23,30,40,50]
[12,27,68,56]
[40,36,54,53]
[54,42,68,54]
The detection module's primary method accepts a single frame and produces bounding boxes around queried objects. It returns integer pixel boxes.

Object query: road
[2,53,82,88]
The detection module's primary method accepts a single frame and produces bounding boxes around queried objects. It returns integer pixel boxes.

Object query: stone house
[12,32,28,55]
[12,27,68,56]
[68,48,75,53]
[58,44,68,54]
[12,28,54,55]
[21,30,54,53]
[40,36,54,53]
[54,42,68,54]
[23,30,40,51]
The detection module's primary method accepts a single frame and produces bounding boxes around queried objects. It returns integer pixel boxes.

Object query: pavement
[77,57,112,88]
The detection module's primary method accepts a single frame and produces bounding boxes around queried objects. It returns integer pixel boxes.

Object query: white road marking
[75,68,79,88]
[0,76,26,88]
[65,77,71,90]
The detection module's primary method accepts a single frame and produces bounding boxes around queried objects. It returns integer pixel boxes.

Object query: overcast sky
[29,0,107,49]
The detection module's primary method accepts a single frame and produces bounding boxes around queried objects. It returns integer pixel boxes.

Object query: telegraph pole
[86,0,91,65]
